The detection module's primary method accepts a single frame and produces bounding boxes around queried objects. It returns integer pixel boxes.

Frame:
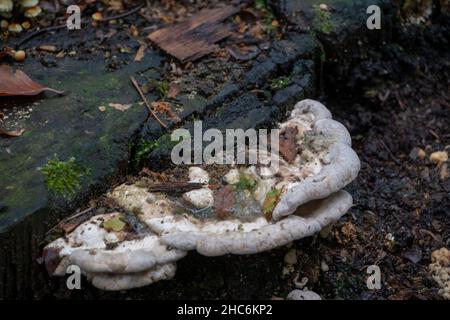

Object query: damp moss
[235,175,257,192]
[134,132,185,163]
[270,76,291,90]
[312,5,334,34]
[149,79,169,97]
[39,157,88,198]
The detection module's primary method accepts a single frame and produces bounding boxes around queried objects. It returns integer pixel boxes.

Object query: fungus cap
[44,213,186,275]
[19,0,38,8]
[86,263,177,291]
[111,184,352,256]
[8,22,22,32]
[0,0,13,13]
[24,5,41,18]
[271,100,360,220]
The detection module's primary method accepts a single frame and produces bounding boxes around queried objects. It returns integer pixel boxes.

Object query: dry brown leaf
[214,185,236,219]
[0,65,64,97]
[108,103,132,111]
[279,127,299,163]
[134,43,146,62]
[167,82,181,98]
[0,128,25,137]
[38,45,58,53]
[151,101,181,122]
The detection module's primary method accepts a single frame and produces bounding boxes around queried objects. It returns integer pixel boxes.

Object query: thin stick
[130,76,167,128]
[102,3,145,21]
[46,205,95,235]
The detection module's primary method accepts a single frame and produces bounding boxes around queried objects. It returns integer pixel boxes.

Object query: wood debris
[151,101,181,123]
[148,6,240,62]
[146,182,204,194]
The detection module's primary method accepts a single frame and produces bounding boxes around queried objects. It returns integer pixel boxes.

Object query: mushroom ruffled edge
[272,99,360,220]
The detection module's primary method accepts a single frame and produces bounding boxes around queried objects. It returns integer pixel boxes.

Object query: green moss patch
[39,157,89,198]
[312,5,335,34]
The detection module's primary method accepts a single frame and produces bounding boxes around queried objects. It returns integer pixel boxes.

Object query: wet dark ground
[319,23,450,299]
[1,1,449,299]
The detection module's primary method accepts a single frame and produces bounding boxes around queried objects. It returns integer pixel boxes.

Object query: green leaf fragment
[235,175,257,192]
[263,188,283,220]
[103,216,126,232]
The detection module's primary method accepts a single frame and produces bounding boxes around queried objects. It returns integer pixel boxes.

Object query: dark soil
[316,19,450,299]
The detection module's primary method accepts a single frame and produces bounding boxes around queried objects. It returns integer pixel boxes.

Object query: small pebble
[430,151,448,165]
[319,3,329,11]
[321,261,329,272]
[284,248,297,265]
[440,163,449,181]
[14,50,26,62]
[409,147,426,160]
[287,289,322,300]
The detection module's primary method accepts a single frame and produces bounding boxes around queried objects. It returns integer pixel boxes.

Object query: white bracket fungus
[43,99,360,290]
[43,212,186,290]
[272,99,360,220]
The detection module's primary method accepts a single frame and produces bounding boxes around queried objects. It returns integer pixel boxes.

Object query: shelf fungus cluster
[43,99,360,291]
[0,0,41,33]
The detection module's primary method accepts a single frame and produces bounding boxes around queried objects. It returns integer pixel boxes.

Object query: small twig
[102,3,145,21]
[16,3,145,48]
[62,205,95,223]
[146,182,204,193]
[130,76,167,128]
[17,24,82,49]
[380,140,400,164]
[46,205,95,235]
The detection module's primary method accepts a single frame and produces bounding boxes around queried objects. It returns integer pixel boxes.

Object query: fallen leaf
[167,82,181,99]
[129,25,139,37]
[56,51,65,59]
[0,128,25,137]
[151,101,181,122]
[263,188,282,220]
[134,43,147,62]
[103,216,126,232]
[214,185,236,219]
[38,45,58,53]
[108,102,132,111]
[227,45,261,61]
[0,65,64,96]
[279,127,299,163]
